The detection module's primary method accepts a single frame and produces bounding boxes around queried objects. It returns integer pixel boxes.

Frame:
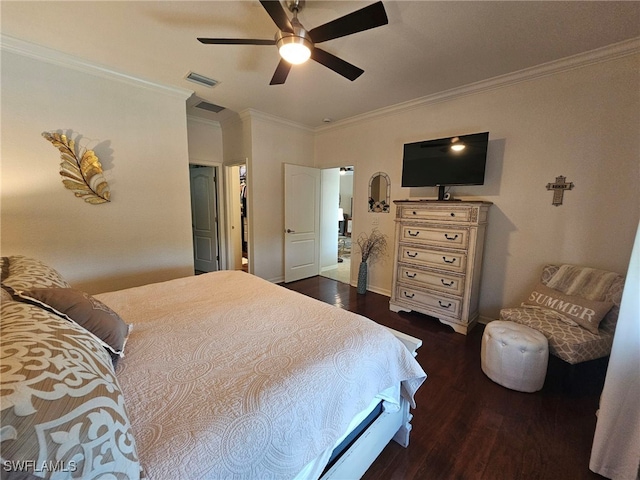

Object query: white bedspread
[96,271,426,479]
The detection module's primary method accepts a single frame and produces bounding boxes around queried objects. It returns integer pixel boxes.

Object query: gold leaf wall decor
[42,131,111,204]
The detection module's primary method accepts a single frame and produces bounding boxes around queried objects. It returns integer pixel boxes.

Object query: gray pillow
[15,287,130,359]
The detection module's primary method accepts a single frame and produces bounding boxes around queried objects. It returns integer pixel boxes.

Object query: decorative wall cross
[546,175,574,206]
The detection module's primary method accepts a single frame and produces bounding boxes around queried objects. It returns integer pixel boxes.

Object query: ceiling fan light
[277,36,312,64]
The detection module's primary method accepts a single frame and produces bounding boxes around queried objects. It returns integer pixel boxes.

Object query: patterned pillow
[1,256,71,291]
[14,288,130,360]
[0,301,140,479]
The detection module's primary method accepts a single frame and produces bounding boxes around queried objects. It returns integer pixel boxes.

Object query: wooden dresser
[389,200,491,334]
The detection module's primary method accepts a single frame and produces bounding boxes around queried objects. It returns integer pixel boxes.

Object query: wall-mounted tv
[401,131,489,200]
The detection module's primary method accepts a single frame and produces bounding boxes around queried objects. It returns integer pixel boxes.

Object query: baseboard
[321,265,339,273]
[365,285,391,297]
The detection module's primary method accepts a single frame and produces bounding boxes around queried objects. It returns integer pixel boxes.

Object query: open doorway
[223,164,249,272]
[320,166,353,284]
[239,165,248,272]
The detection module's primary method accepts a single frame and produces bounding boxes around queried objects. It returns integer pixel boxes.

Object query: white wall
[315,52,640,319]
[220,113,248,167]
[340,172,354,216]
[1,44,194,293]
[187,115,223,165]
[246,111,315,282]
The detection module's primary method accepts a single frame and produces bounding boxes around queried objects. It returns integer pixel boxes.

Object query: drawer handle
[438,300,452,309]
[405,272,417,279]
[441,279,455,287]
[403,291,415,299]
[442,256,456,264]
[408,230,420,237]
[444,233,458,240]
[407,251,418,258]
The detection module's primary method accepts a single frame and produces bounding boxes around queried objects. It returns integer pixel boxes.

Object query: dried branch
[356,228,388,263]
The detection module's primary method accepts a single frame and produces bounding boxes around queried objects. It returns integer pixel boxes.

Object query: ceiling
[2,1,639,128]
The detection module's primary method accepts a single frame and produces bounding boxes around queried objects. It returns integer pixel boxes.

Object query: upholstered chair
[499,264,625,365]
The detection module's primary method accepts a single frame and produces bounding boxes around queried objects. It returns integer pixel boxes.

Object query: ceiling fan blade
[260,0,294,33]
[308,1,388,44]
[198,38,275,45]
[270,59,292,85]
[311,48,364,81]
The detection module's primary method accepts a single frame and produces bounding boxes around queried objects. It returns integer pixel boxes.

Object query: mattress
[96,270,426,479]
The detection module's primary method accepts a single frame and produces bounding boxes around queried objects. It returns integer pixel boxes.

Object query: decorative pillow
[0,301,140,479]
[522,282,613,334]
[546,264,619,301]
[14,288,130,359]
[1,255,71,291]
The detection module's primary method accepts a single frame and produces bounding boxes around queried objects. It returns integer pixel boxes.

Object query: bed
[1,256,426,479]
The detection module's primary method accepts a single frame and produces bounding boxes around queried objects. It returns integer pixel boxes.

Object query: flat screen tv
[401,132,489,200]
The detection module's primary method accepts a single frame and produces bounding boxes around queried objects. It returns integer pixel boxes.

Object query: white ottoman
[481,321,549,393]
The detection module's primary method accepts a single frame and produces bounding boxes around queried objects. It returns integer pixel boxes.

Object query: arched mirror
[368,172,391,212]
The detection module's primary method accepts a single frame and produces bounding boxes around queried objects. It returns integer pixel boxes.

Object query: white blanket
[96,271,426,479]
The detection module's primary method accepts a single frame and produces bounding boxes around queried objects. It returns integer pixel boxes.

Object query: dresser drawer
[398,265,465,296]
[399,245,467,273]
[401,225,469,249]
[395,285,462,319]
[400,205,472,223]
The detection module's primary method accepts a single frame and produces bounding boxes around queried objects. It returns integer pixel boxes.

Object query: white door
[284,164,321,282]
[190,166,219,272]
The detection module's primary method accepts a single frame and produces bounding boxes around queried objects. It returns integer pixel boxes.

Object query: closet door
[190,166,219,272]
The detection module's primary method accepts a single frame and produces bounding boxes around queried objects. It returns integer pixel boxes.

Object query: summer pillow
[522,282,613,334]
[16,287,130,358]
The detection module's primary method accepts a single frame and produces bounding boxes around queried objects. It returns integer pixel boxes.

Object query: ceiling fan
[197,0,388,85]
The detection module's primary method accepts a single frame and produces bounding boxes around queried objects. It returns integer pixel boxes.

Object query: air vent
[195,101,226,113]
[185,71,219,88]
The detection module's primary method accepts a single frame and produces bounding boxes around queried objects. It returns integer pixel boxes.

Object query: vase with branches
[355,228,388,294]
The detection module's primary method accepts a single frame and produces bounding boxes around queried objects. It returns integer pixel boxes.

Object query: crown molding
[240,108,315,133]
[187,115,222,129]
[316,37,640,133]
[0,34,193,100]
[219,112,245,130]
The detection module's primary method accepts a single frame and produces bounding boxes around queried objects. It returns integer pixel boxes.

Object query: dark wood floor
[282,276,608,480]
